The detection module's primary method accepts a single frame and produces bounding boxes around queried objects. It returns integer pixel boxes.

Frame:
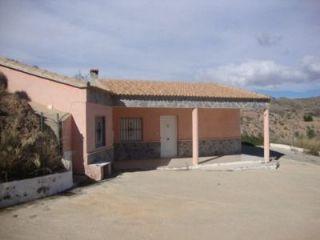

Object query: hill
[241,96,320,154]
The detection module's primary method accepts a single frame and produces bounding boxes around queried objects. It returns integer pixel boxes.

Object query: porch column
[263,107,270,163]
[192,108,199,166]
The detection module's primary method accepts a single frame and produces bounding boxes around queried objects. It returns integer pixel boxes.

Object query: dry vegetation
[241,97,320,155]
[0,73,64,182]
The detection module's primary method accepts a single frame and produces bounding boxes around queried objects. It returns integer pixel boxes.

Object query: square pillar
[263,108,270,163]
[192,108,199,166]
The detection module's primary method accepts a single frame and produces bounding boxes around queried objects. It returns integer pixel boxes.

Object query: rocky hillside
[241,97,320,146]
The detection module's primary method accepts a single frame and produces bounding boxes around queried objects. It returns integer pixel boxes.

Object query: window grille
[120,118,142,142]
[95,116,106,148]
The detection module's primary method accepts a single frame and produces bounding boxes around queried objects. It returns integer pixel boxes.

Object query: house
[0,57,270,180]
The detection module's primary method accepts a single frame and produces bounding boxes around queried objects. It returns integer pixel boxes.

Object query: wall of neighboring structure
[0,66,87,174]
[113,107,241,160]
[86,102,113,164]
[84,88,114,180]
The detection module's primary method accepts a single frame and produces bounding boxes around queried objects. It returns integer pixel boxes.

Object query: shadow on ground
[242,144,284,160]
[113,144,284,172]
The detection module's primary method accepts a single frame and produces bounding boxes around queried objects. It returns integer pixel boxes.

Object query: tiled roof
[0,56,87,88]
[95,79,270,101]
[0,56,269,101]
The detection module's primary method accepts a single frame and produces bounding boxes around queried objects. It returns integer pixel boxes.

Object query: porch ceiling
[113,96,268,109]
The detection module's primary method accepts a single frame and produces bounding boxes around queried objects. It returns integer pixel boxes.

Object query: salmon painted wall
[113,107,240,143]
[86,102,113,155]
[0,66,87,173]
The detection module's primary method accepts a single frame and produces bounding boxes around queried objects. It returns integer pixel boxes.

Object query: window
[95,116,105,148]
[120,118,142,142]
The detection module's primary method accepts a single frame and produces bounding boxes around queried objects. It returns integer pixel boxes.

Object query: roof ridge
[0,56,269,100]
[0,56,88,88]
[100,78,223,85]
[97,79,270,100]
[98,79,269,99]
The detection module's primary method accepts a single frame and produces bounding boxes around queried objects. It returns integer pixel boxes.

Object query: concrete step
[158,160,279,171]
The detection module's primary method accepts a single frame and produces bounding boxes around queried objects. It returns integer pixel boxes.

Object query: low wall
[178,138,241,157]
[0,171,73,208]
[87,147,114,164]
[114,142,160,161]
[114,138,241,161]
[270,143,304,152]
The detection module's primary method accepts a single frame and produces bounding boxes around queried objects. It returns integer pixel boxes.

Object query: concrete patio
[113,146,280,172]
[1,153,319,240]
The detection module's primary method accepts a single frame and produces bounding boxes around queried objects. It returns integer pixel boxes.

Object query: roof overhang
[113,96,269,109]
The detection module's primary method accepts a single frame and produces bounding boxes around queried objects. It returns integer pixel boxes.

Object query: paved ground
[1,151,320,240]
[114,153,265,171]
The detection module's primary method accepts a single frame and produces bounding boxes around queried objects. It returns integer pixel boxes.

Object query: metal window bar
[120,118,142,142]
[95,116,105,147]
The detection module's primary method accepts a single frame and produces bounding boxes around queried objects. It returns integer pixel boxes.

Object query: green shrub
[303,114,313,122]
[241,133,263,146]
[306,126,316,139]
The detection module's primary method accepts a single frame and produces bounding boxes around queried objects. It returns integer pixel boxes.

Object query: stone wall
[178,138,241,157]
[114,138,241,161]
[87,148,114,164]
[114,142,160,161]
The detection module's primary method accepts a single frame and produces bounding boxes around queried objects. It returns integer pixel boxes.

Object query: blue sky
[0,0,319,98]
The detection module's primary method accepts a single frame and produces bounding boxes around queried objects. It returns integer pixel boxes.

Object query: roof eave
[114,94,270,103]
[0,62,88,89]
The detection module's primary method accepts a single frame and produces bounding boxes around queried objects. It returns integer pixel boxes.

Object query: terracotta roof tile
[0,56,269,101]
[95,79,270,101]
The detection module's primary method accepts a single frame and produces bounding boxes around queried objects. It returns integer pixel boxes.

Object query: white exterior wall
[0,171,73,208]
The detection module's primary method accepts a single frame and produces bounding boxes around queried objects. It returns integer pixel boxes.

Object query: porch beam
[192,108,199,166]
[115,98,268,109]
[263,107,270,163]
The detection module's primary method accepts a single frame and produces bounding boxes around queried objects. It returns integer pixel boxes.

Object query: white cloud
[0,0,319,96]
[302,56,320,79]
[196,56,320,90]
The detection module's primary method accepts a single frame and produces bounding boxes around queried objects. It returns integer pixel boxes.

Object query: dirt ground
[1,155,320,240]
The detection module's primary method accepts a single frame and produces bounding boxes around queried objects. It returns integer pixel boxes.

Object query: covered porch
[96,79,271,173]
[111,104,270,169]
[189,106,271,166]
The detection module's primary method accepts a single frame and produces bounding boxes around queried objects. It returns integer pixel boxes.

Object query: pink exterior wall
[62,115,72,151]
[113,107,240,143]
[86,102,113,156]
[1,65,242,178]
[0,66,87,173]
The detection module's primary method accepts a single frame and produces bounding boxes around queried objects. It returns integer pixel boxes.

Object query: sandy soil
[1,157,320,240]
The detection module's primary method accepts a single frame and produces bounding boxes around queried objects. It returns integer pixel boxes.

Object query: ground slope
[241,97,320,145]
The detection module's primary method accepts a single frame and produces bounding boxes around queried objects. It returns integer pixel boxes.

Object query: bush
[241,133,263,146]
[303,114,313,122]
[306,126,316,139]
[295,138,320,156]
[0,71,8,91]
[0,88,64,182]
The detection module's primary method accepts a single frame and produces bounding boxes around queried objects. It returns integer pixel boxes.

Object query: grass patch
[295,138,320,156]
[241,134,263,146]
